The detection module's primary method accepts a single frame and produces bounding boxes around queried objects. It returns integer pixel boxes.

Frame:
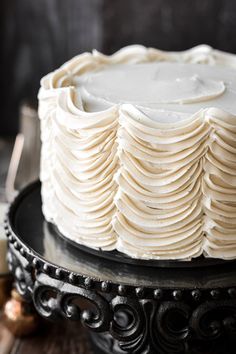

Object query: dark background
[1,0,236,135]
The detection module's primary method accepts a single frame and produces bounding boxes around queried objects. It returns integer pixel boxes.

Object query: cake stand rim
[4,180,236,296]
[6,180,234,268]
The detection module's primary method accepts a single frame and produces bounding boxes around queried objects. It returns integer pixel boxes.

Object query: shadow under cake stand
[4,181,236,354]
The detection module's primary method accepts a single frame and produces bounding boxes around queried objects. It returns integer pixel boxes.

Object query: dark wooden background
[1,0,236,135]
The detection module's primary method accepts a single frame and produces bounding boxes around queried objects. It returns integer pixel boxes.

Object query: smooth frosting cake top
[75,62,236,119]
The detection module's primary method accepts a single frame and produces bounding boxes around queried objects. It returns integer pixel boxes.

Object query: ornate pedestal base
[4,182,236,354]
[90,330,236,354]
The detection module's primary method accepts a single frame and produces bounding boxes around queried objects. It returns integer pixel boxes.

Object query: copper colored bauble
[2,289,40,337]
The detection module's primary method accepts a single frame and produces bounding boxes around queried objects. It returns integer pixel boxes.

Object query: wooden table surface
[0,318,93,354]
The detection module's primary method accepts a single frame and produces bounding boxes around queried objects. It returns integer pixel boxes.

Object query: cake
[38,45,236,261]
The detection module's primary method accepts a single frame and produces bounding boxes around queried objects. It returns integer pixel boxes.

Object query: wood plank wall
[1,0,236,135]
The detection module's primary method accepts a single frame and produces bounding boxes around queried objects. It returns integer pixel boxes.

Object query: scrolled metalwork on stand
[33,272,111,331]
[110,298,189,354]
[7,241,236,354]
[190,300,236,340]
[7,245,34,301]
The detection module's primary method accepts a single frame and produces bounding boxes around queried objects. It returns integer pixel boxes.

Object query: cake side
[38,45,236,260]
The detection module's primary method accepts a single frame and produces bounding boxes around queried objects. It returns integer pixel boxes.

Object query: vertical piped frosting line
[112,105,209,259]
[39,84,119,250]
[203,108,236,259]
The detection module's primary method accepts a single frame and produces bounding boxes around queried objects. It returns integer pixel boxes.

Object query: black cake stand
[4,181,236,354]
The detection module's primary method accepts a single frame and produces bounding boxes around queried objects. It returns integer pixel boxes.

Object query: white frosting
[74,62,236,115]
[38,44,236,260]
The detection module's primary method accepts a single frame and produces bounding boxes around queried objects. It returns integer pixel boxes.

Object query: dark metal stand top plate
[6,181,236,290]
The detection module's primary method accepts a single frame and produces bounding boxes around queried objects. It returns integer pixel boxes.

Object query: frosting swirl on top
[38,45,236,260]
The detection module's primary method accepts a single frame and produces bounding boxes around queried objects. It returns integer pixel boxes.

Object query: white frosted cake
[38,45,236,260]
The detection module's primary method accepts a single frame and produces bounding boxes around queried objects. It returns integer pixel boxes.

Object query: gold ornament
[2,289,40,337]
